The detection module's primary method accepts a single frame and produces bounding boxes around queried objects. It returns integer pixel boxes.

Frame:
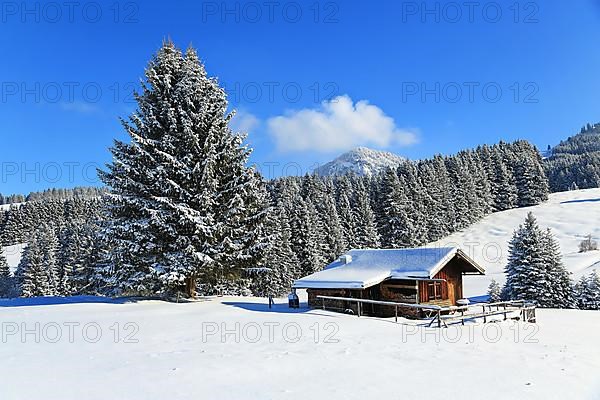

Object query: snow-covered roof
[293,247,485,289]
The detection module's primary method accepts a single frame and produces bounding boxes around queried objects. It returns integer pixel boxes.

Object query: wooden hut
[293,247,485,318]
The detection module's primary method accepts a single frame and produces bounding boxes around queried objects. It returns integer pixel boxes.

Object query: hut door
[447,278,456,304]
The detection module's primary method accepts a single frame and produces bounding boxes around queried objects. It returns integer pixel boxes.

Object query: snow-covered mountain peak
[314,147,406,177]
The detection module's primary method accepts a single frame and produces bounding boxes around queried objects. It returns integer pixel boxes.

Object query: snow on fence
[438,300,537,327]
[315,295,537,328]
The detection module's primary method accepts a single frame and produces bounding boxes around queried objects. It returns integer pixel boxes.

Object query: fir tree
[491,152,517,211]
[575,270,600,310]
[515,157,545,207]
[504,213,548,304]
[379,168,415,248]
[397,162,428,243]
[63,222,103,295]
[541,228,574,308]
[290,197,326,276]
[504,213,573,307]
[251,205,297,296]
[16,225,59,297]
[336,176,357,249]
[487,279,502,303]
[0,246,13,297]
[352,179,380,248]
[321,187,347,260]
[99,41,268,297]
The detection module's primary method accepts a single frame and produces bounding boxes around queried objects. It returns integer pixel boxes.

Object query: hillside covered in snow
[430,188,600,296]
[314,147,405,177]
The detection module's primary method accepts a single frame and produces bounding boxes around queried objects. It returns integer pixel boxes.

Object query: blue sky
[2,0,600,194]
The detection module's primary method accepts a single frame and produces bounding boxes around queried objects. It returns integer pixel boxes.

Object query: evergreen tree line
[0,194,26,205]
[545,123,600,192]
[490,212,600,310]
[12,222,102,297]
[257,140,549,295]
[0,186,104,206]
[0,202,103,298]
[0,198,102,246]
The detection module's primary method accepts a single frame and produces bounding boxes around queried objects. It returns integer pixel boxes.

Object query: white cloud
[230,110,260,133]
[267,95,418,153]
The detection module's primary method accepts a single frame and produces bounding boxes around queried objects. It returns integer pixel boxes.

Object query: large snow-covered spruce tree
[504,212,573,307]
[99,41,269,297]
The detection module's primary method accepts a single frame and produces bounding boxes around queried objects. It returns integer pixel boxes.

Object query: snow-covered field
[430,188,600,296]
[0,294,598,400]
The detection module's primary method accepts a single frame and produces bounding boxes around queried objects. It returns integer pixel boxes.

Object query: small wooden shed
[293,247,485,318]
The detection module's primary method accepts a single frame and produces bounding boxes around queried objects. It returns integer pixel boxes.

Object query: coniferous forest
[544,123,600,191]
[0,42,598,307]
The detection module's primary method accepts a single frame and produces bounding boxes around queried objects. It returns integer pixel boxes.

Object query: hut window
[427,282,443,301]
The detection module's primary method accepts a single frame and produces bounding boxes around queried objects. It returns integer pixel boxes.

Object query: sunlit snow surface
[0,294,598,400]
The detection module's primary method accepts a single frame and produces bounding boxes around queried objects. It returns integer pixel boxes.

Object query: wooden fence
[316,295,537,328]
[436,300,537,327]
[315,295,441,323]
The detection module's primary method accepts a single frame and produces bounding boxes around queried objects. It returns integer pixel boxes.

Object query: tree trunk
[185,276,196,298]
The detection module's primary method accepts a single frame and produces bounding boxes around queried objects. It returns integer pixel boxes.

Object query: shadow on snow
[560,197,600,204]
[222,300,313,314]
[0,295,136,308]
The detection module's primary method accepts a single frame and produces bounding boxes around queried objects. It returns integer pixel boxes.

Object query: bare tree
[579,234,598,253]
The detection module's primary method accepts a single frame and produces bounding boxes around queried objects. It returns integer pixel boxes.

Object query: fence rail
[316,295,536,328]
[316,295,441,323]
[437,300,536,326]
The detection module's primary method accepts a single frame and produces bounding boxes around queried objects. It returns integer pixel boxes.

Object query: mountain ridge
[314,147,406,177]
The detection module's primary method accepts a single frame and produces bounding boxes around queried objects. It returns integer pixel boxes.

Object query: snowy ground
[430,188,600,296]
[0,294,598,400]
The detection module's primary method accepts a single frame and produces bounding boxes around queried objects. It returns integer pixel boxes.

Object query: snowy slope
[2,244,25,272]
[0,202,24,212]
[429,188,600,296]
[0,295,598,400]
[314,147,405,177]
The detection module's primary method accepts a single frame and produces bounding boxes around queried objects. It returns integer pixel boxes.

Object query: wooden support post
[461,309,465,326]
[482,305,487,323]
[357,302,361,318]
[322,297,325,310]
[395,305,398,323]
[437,310,441,328]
